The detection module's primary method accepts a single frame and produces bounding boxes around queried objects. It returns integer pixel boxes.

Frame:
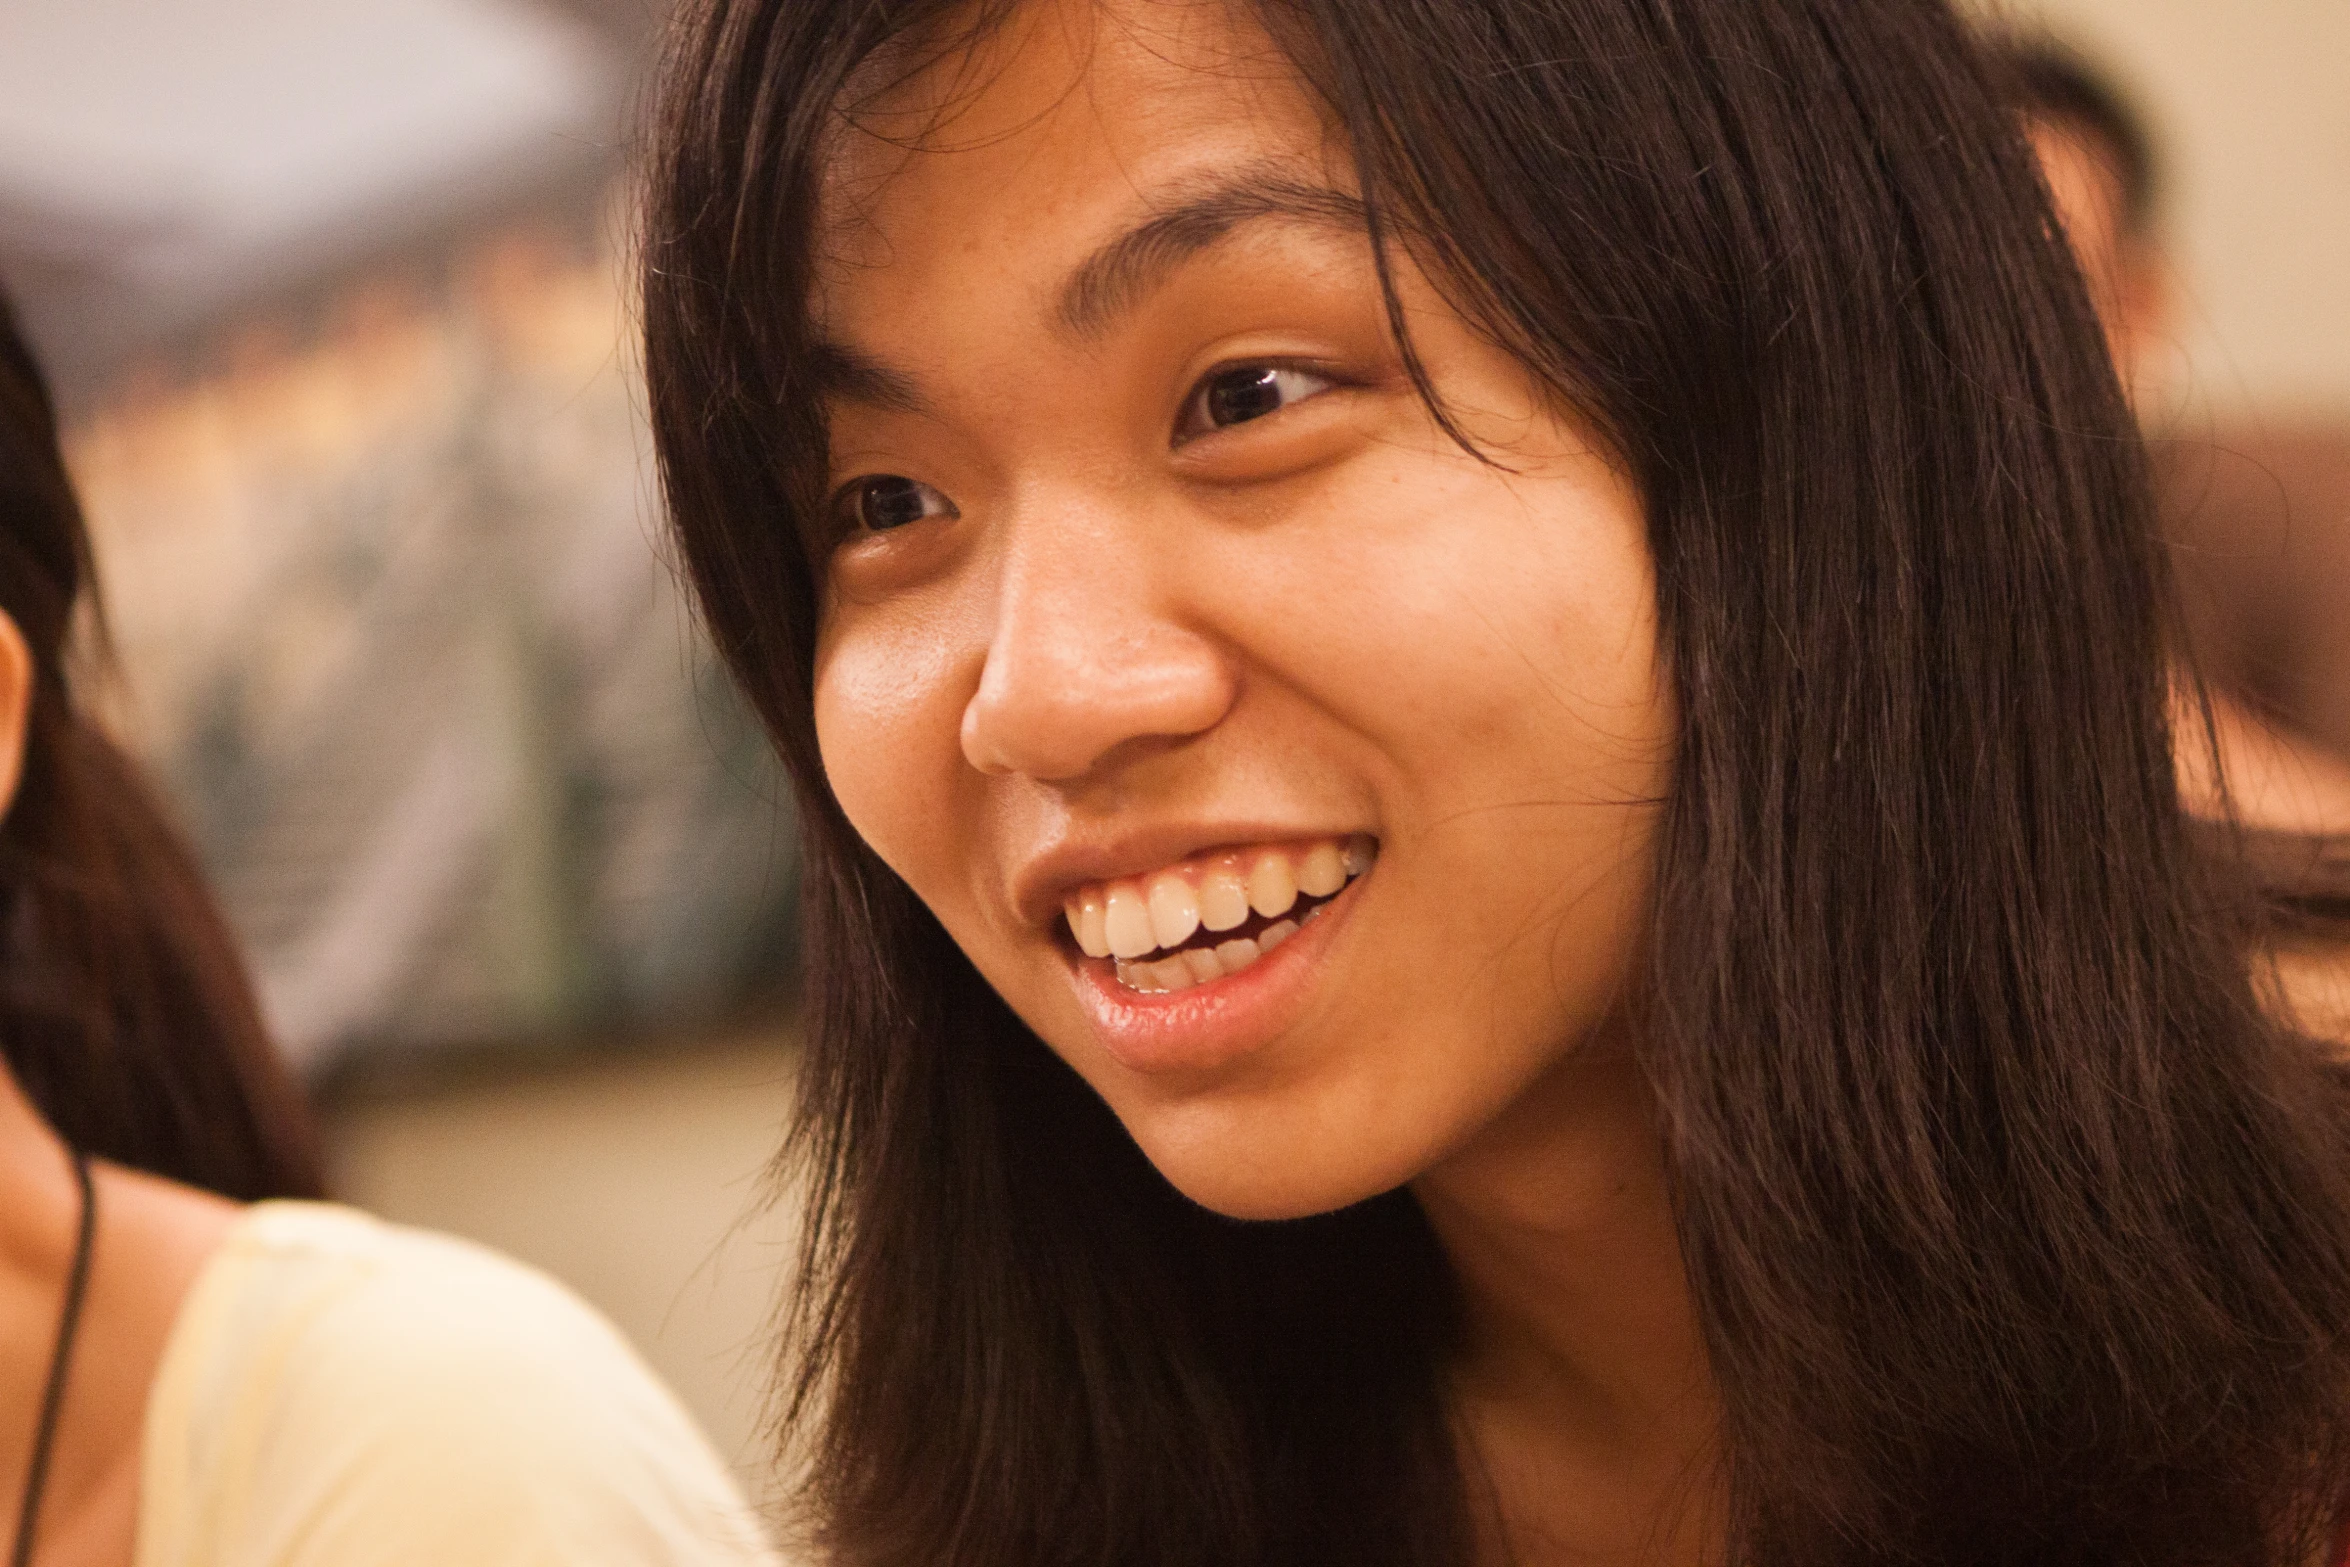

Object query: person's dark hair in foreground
[642,2,2350,1564]
[0,297,321,1201]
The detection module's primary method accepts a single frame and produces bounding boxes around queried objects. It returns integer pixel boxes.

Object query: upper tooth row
[1063,836,1375,960]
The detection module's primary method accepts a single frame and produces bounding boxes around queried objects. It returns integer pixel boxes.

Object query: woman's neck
[0,1069,81,1374]
[0,1065,99,1557]
[1413,1028,1722,1567]
[0,1065,239,1567]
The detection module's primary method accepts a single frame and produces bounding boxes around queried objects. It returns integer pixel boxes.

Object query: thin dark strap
[11,1150,95,1567]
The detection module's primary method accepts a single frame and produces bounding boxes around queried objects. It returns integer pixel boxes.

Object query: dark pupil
[1205,366,1283,427]
[859,477,928,531]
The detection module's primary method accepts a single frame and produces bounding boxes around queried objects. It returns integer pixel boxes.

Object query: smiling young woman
[640,2,2350,1564]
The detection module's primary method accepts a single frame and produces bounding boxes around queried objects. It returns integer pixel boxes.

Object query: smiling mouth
[1062,835,1377,995]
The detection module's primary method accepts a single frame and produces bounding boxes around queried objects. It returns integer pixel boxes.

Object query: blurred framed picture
[70,226,798,1076]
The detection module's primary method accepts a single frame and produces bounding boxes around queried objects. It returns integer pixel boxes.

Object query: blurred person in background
[0,292,781,1567]
[2000,35,2350,789]
[2008,40,2170,403]
[2003,36,2350,1041]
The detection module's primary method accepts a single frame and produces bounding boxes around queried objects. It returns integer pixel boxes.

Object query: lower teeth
[1113,903,1329,994]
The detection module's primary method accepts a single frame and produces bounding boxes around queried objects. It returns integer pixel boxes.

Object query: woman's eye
[1176,364,1336,442]
[838,475,957,535]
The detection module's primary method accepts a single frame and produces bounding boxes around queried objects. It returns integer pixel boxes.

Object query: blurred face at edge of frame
[811,0,1676,1221]
[2028,117,2168,404]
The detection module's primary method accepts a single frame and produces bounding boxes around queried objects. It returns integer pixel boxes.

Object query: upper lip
[1010,822,1363,931]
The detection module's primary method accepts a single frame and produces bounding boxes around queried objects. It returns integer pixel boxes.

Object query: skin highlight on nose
[959,612,1238,781]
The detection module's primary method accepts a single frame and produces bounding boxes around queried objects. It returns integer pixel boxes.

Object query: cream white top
[135,1201,781,1567]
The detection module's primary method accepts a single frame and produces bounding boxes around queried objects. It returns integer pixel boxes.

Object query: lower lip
[1071,873,1367,1077]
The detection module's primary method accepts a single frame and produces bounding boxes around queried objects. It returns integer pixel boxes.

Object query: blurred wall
[1992,0,2350,421]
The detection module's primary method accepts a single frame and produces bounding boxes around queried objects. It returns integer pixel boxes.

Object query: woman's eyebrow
[805,336,929,414]
[807,170,1367,414]
[1056,171,1368,341]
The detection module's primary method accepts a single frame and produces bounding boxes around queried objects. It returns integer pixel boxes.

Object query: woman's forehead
[816,0,1338,262]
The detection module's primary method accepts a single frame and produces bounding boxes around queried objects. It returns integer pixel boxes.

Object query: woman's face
[811,0,1675,1220]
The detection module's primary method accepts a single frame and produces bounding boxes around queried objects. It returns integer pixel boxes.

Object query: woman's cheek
[813,613,973,883]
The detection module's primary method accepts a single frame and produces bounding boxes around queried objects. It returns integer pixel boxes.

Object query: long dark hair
[640,2,2350,1562]
[0,295,322,1201]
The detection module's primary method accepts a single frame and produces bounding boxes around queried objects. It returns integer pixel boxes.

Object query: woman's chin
[1119,1099,1440,1223]
[1160,1163,1394,1223]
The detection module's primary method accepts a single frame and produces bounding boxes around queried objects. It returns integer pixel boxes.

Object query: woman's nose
[959,523,1235,783]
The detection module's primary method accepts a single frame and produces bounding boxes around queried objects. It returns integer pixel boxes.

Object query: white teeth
[1197,864,1251,932]
[1115,956,1197,994]
[1104,884,1156,959]
[1110,939,1252,996]
[1065,891,1111,958]
[1073,836,1377,992]
[1245,855,1298,919]
[1214,936,1261,973]
[1295,841,1346,898]
[1146,873,1201,950]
